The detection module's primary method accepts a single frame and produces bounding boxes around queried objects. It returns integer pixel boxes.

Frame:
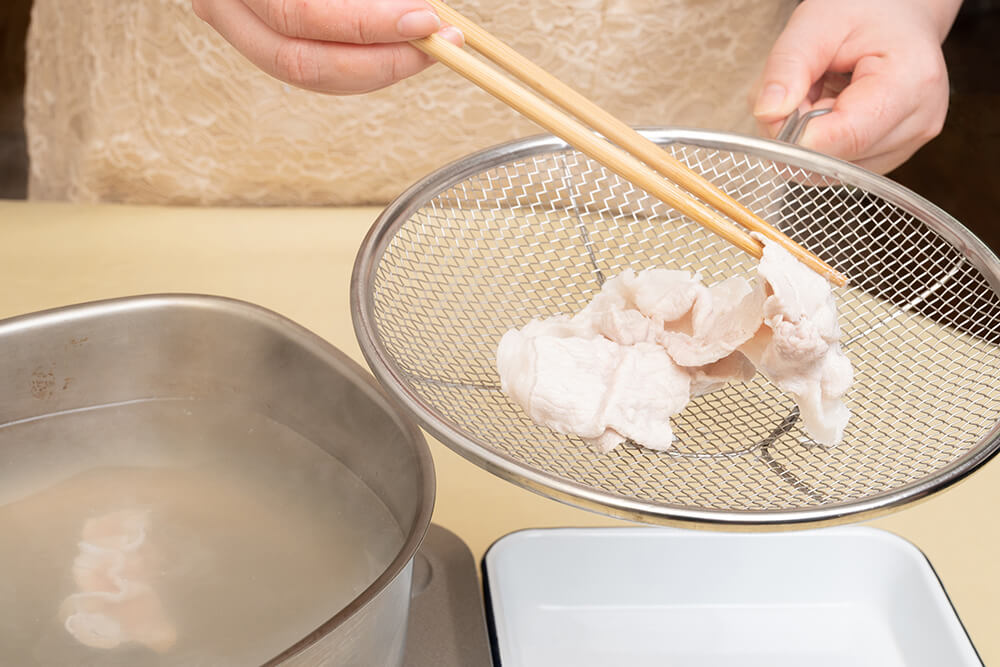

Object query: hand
[192,0,464,94]
[751,0,961,173]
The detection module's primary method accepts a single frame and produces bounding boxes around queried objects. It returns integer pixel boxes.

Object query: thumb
[753,6,845,123]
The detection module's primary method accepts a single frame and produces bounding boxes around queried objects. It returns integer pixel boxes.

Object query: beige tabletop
[2,201,997,662]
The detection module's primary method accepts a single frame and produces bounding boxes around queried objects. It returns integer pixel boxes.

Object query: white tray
[483,526,981,667]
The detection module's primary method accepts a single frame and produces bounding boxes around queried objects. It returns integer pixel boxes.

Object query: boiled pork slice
[657,275,765,367]
[496,240,852,452]
[574,268,702,346]
[497,318,690,452]
[60,509,177,653]
[688,352,757,397]
[739,235,853,445]
[576,268,763,366]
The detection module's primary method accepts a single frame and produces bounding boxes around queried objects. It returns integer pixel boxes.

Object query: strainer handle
[776,108,833,145]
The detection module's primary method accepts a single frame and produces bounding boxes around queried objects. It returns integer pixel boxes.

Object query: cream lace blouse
[24,0,796,206]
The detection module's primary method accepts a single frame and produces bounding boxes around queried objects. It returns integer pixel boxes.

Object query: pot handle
[776,107,832,145]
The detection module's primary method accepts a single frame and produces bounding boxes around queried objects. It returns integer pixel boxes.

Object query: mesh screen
[367,140,1000,514]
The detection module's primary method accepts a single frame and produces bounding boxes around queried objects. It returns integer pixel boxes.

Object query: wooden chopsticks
[410,1,848,287]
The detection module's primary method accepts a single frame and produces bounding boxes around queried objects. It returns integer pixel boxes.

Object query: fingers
[797,51,948,172]
[751,0,950,174]
[751,5,848,125]
[812,109,942,173]
[755,76,847,142]
[237,0,440,43]
[195,0,463,94]
[851,146,924,175]
[797,64,906,159]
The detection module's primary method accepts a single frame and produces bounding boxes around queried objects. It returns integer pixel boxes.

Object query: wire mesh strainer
[351,127,1000,528]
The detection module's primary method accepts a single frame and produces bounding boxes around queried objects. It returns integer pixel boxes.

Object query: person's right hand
[750,0,959,174]
[192,0,464,94]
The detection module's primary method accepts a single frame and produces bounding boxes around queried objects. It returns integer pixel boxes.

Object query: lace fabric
[24,0,796,206]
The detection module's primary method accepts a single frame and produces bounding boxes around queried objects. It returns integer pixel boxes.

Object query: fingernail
[438,25,465,45]
[754,83,787,118]
[397,9,440,38]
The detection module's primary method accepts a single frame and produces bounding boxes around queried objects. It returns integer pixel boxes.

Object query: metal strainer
[351,126,1000,528]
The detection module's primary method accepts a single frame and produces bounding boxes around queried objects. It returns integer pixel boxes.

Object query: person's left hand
[751,0,961,174]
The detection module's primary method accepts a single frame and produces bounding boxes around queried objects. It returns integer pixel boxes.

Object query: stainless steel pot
[0,294,435,666]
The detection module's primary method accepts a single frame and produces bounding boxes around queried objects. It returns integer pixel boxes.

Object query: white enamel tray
[483,527,981,667]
